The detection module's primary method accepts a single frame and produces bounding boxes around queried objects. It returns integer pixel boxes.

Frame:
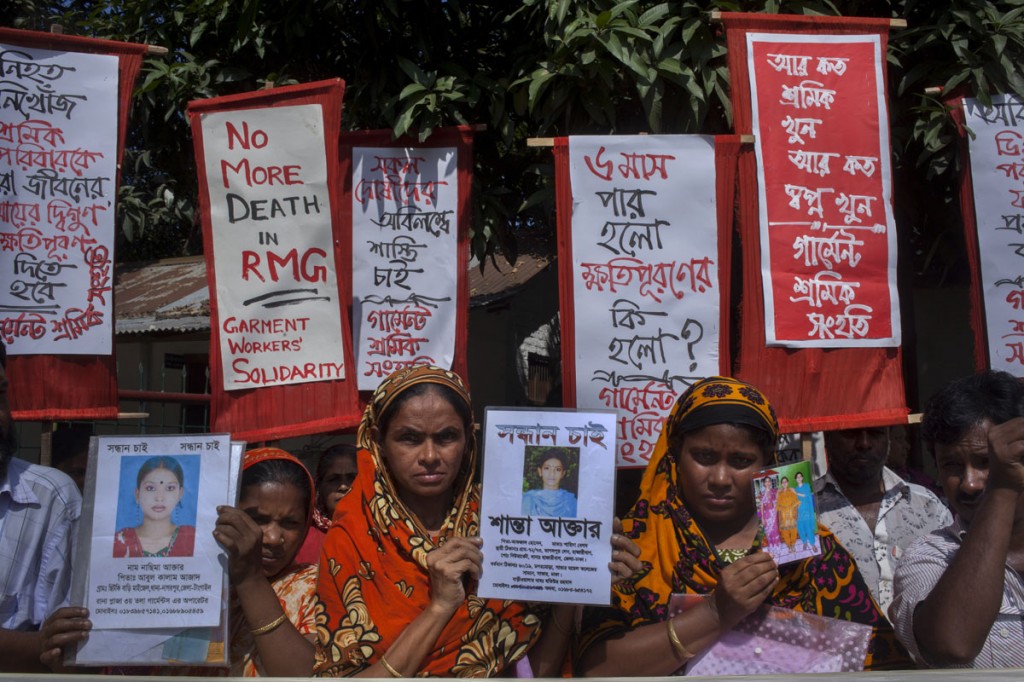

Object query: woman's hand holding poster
[478,408,616,605]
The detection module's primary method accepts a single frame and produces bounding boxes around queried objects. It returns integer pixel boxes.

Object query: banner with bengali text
[556,135,738,467]
[188,80,361,440]
[749,33,899,347]
[723,13,907,433]
[0,28,146,420]
[340,128,471,392]
[962,94,1024,374]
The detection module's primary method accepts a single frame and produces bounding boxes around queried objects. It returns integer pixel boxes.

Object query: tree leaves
[7,0,1024,279]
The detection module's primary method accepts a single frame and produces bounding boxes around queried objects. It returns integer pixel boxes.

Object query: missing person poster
[478,408,616,605]
[74,434,236,630]
[71,437,242,666]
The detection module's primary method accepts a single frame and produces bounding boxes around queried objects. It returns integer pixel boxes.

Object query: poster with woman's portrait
[478,408,617,605]
[753,460,821,565]
[73,434,236,633]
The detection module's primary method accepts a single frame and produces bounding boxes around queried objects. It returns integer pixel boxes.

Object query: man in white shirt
[0,342,82,671]
[815,426,950,615]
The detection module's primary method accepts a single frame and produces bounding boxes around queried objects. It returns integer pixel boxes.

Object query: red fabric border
[1,28,147,421]
[554,135,739,408]
[949,97,990,372]
[721,13,909,433]
[187,79,363,441]
[337,126,474,401]
[554,139,576,407]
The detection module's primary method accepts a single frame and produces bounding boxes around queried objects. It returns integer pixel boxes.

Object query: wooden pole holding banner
[527,135,756,147]
[707,10,908,28]
[52,22,168,54]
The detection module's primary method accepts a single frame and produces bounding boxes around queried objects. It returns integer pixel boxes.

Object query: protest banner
[0,28,146,420]
[71,435,241,666]
[555,135,739,467]
[478,408,616,605]
[722,13,908,432]
[188,80,362,440]
[340,128,471,391]
[748,33,899,348]
[960,94,1024,375]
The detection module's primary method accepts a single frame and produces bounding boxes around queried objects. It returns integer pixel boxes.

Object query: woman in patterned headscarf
[313,365,640,678]
[576,376,910,676]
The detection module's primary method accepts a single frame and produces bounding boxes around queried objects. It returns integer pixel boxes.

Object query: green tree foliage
[5,0,1024,279]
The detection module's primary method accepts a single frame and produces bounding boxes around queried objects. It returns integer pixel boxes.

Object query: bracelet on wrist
[250,613,287,637]
[666,618,695,661]
[380,655,404,678]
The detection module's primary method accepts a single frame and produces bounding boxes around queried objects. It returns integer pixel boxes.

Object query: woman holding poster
[39,447,320,676]
[214,447,319,677]
[576,376,909,675]
[313,365,640,678]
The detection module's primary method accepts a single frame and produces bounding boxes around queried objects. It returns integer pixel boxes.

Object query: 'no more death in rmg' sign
[198,104,346,390]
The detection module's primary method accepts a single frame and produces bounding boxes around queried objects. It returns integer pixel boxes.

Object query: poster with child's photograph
[478,408,617,605]
[753,460,820,565]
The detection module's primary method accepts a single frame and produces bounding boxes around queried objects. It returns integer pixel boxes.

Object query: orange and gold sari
[313,366,546,677]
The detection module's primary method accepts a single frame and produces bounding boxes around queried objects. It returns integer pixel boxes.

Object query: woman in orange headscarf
[313,365,639,678]
[576,376,910,676]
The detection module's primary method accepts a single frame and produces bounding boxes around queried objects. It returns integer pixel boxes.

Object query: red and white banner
[340,128,472,391]
[749,33,899,347]
[723,13,907,433]
[0,28,146,420]
[189,80,361,440]
[962,94,1024,374]
[556,135,740,467]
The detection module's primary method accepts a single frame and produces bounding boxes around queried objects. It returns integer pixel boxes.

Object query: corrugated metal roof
[468,252,552,308]
[115,257,210,335]
[114,252,552,335]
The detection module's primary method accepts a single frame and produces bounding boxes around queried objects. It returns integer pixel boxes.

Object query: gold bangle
[379,655,404,678]
[250,613,287,637]
[666,618,695,661]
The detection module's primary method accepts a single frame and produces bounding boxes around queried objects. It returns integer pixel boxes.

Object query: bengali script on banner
[0,43,116,354]
[199,104,347,390]
[568,136,720,467]
[351,147,458,391]
[749,33,899,347]
[964,94,1024,373]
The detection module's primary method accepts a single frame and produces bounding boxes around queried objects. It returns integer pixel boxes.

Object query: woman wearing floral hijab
[577,376,910,675]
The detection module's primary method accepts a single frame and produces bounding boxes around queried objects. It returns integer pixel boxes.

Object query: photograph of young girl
[113,455,201,558]
[752,460,820,565]
[521,446,579,518]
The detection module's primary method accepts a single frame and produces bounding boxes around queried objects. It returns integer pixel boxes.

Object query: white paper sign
[478,408,616,605]
[351,146,458,390]
[200,104,346,390]
[0,43,117,355]
[568,135,720,467]
[84,434,233,630]
[964,94,1024,373]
